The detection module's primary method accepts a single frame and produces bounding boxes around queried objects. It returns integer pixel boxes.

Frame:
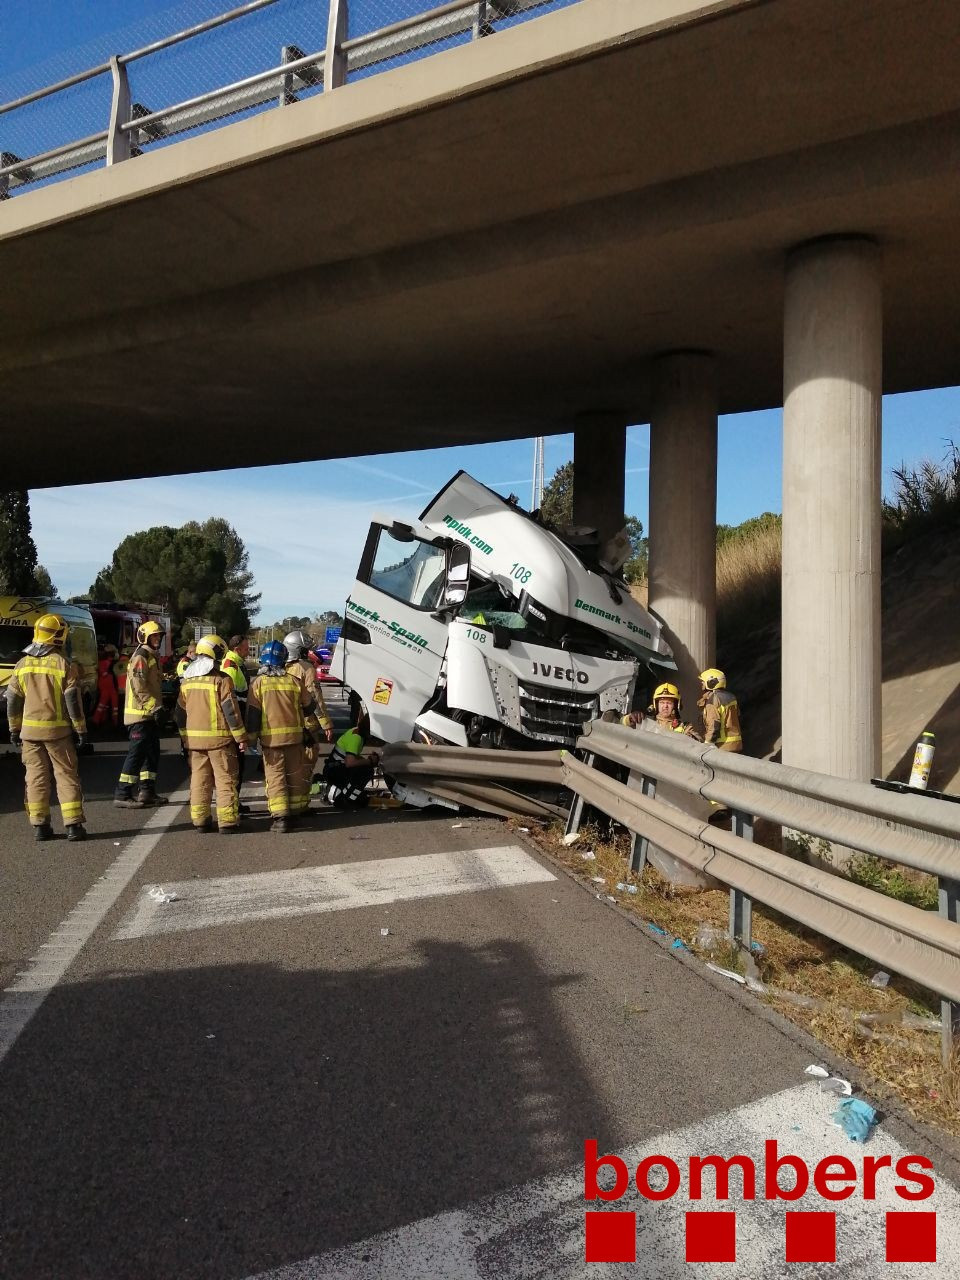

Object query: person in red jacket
[92,644,120,727]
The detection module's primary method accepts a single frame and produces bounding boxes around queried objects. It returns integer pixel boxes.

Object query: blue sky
[6,4,960,623]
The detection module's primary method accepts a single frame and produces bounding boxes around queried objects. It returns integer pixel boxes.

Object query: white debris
[804,1065,830,1079]
[562,833,580,846]
[148,886,178,904]
[380,927,390,937]
[451,823,464,829]
[819,1076,853,1097]
[591,876,606,883]
[518,827,530,833]
[579,851,596,861]
[870,971,891,988]
[706,962,746,985]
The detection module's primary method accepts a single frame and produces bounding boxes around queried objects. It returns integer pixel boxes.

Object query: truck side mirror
[442,542,471,607]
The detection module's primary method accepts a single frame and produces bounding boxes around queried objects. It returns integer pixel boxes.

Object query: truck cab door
[338,522,464,743]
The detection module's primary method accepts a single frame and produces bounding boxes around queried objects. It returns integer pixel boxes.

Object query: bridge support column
[648,352,717,712]
[782,236,882,793]
[572,413,626,548]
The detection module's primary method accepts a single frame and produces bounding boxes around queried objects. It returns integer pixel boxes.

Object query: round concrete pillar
[573,413,626,548]
[647,352,718,711]
[782,236,882,782]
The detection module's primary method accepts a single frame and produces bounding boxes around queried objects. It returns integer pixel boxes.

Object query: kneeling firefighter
[322,718,380,809]
[246,641,322,832]
[6,613,89,841]
[174,634,247,833]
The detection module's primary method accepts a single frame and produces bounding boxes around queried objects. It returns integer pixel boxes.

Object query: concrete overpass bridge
[2,0,959,791]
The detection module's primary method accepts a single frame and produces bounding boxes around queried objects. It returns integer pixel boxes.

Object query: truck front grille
[517,681,599,745]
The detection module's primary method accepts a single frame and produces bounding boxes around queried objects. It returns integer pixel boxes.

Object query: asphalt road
[2,712,960,1279]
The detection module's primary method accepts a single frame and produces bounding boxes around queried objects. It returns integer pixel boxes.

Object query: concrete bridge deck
[2,0,960,486]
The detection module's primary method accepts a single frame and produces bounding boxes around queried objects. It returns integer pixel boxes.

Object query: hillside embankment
[717,524,960,794]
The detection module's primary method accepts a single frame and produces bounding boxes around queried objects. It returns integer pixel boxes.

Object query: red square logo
[886,1212,936,1263]
[585,1211,636,1263]
[686,1212,737,1262]
[785,1211,836,1263]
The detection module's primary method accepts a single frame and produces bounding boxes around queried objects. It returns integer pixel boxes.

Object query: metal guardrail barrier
[0,0,563,199]
[568,720,960,1066]
[380,729,960,1063]
[378,732,960,1059]
[381,741,566,820]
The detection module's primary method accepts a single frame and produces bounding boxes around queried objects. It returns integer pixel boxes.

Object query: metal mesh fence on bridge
[0,0,582,199]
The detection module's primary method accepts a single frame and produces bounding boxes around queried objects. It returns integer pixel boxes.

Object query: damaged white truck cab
[331,471,675,749]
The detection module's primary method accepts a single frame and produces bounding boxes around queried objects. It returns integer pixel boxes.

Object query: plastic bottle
[908,731,935,790]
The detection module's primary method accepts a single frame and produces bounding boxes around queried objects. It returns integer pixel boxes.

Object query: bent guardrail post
[628,772,657,874]
[940,875,960,1067]
[107,57,133,165]
[729,810,753,949]
[563,752,592,841]
[325,0,348,91]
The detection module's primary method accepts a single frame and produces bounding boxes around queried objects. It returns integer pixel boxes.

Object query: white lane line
[0,789,188,1068]
[245,1083,960,1279]
[114,845,556,940]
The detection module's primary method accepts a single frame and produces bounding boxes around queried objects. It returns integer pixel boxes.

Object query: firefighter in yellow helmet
[174,634,247,832]
[648,682,702,739]
[246,640,322,832]
[114,619,167,807]
[6,613,89,841]
[698,668,743,752]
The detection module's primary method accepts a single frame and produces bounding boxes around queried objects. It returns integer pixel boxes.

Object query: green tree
[539,462,647,581]
[0,489,40,595]
[32,565,58,597]
[90,520,258,641]
[183,517,261,621]
[538,461,574,532]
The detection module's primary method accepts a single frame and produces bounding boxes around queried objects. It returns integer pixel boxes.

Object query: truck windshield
[366,527,448,611]
[458,580,645,661]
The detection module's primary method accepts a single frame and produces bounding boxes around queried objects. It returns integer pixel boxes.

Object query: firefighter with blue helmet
[246,640,322,832]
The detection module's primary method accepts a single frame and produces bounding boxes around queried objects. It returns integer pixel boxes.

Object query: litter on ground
[832,1097,877,1143]
[706,962,746,984]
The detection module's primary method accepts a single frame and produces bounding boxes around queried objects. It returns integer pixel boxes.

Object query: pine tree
[0,490,40,595]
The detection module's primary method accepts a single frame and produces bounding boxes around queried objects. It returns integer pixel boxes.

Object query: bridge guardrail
[0,0,563,199]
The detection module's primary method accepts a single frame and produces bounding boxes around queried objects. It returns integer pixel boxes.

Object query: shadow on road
[0,939,613,1280]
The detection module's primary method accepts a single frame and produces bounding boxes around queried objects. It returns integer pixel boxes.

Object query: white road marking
[0,790,189,1068]
[244,1084,960,1279]
[113,844,556,940]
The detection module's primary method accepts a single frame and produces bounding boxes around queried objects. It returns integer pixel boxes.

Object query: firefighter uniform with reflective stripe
[699,688,743,752]
[115,642,165,800]
[286,656,333,805]
[174,671,246,829]
[246,672,321,817]
[6,651,86,828]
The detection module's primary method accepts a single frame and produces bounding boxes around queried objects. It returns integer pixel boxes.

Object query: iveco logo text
[441,514,493,555]
[532,662,589,685]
